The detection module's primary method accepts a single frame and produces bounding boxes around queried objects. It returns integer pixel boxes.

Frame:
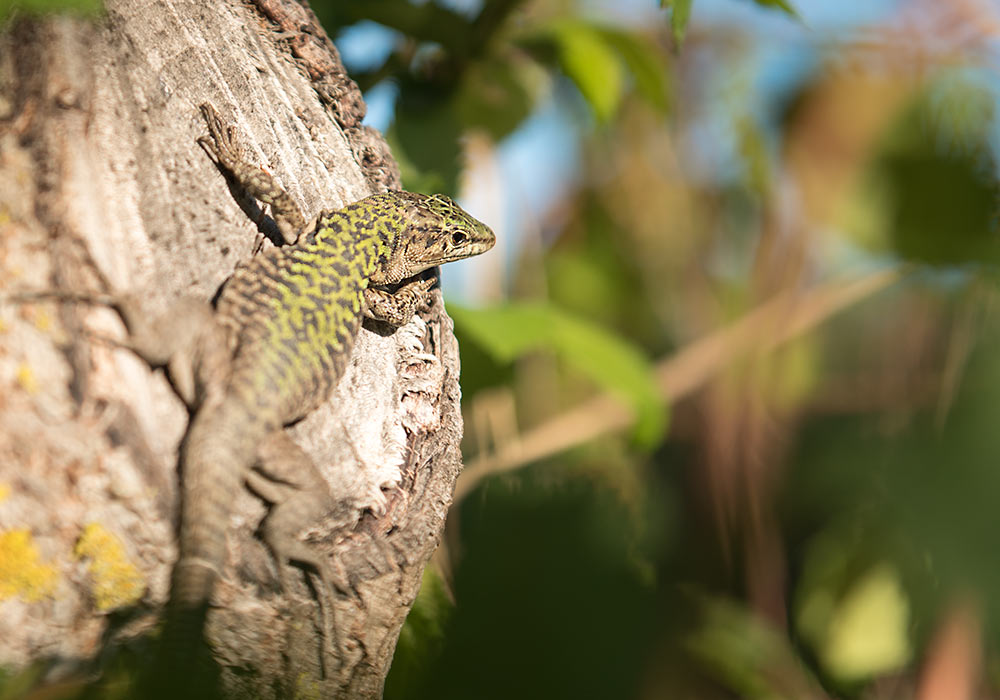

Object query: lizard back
[215,193,408,424]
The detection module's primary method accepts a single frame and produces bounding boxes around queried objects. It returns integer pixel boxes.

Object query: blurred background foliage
[319,0,1000,697]
[0,0,100,22]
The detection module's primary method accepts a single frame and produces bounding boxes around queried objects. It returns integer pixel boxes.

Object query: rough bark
[0,1,463,696]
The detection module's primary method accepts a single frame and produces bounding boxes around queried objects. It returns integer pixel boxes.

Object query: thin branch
[455,267,902,502]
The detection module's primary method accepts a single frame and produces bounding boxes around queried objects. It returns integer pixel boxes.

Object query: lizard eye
[451,231,468,246]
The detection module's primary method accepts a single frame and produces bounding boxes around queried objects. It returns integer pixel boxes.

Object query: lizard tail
[147,395,273,694]
[167,393,263,619]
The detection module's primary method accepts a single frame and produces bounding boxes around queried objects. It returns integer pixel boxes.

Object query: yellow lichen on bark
[0,530,58,602]
[74,523,146,611]
[15,363,37,394]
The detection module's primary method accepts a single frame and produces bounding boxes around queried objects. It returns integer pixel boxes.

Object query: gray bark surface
[0,1,463,696]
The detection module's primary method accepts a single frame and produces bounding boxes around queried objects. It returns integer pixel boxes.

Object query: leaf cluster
[317,0,676,193]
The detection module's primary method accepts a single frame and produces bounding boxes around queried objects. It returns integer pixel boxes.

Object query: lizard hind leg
[4,289,219,409]
[248,431,356,664]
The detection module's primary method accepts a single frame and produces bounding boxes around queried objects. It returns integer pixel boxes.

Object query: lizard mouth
[417,237,496,267]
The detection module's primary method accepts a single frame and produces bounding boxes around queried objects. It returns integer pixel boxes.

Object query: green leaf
[684,593,824,699]
[669,0,693,45]
[450,302,667,446]
[752,0,800,18]
[597,28,671,114]
[873,81,1000,266]
[821,565,911,680]
[520,21,670,119]
[1,0,102,21]
[389,97,462,194]
[794,528,911,681]
[455,55,542,141]
[384,566,453,695]
[534,20,624,123]
[735,115,772,197]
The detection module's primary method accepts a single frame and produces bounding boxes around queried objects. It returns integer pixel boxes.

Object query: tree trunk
[0,1,464,696]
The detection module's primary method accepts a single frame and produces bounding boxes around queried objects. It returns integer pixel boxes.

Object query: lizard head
[399,193,496,274]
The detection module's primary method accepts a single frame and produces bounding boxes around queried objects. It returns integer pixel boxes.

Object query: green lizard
[164,103,495,651]
[12,104,494,675]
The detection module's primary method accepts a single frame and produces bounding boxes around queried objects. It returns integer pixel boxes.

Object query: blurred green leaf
[822,564,911,680]
[530,20,625,123]
[665,0,693,45]
[751,0,799,17]
[0,662,48,700]
[316,0,469,52]
[450,302,667,446]
[455,55,542,141]
[794,526,912,682]
[735,115,773,197]
[419,474,660,699]
[1,0,101,21]
[781,287,1000,658]
[520,20,670,121]
[547,249,627,324]
[390,97,462,193]
[596,28,671,114]
[874,82,1000,266]
[764,337,820,410]
[385,566,453,697]
[684,593,825,700]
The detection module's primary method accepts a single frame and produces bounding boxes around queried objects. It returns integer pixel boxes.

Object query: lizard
[8,103,495,676]
[164,103,495,656]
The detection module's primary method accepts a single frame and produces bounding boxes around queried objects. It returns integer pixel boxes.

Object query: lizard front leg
[363,277,436,327]
[198,103,310,245]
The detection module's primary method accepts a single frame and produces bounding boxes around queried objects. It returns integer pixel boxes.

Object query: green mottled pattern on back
[213,191,480,428]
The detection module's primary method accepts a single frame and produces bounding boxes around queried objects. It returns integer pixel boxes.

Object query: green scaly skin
[165,105,495,648]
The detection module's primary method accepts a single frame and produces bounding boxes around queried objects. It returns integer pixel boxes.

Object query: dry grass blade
[455,267,902,502]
